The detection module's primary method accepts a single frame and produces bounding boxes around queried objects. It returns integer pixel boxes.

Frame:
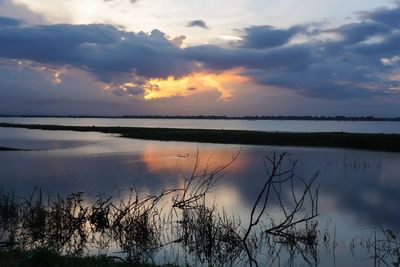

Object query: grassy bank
[1,122,400,152]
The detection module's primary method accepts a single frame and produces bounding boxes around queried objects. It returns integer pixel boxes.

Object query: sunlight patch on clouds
[12,59,67,85]
[51,70,64,85]
[388,73,400,82]
[389,86,400,93]
[217,35,243,41]
[143,69,249,101]
[15,0,127,24]
[381,56,400,66]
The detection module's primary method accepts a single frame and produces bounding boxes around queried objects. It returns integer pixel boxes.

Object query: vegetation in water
[0,152,398,266]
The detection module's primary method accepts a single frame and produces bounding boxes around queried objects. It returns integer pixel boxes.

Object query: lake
[2,116,400,133]
[0,119,400,266]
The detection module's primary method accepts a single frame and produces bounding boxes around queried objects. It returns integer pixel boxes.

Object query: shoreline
[1,115,400,122]
[2,123,400,152]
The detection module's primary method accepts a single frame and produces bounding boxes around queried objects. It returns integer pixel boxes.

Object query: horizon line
[1,114,400,121]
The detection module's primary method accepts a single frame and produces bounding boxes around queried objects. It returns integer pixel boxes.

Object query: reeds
[0,152,322,266]
[351,228,400,267]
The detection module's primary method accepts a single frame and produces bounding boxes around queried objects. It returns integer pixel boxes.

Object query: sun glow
[144,69,249,101]
[141,143,245,173]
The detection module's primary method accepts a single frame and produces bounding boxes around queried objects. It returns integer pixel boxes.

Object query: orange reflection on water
[139,142,246,209]
[142,142,247,214]
[140,142,245,173]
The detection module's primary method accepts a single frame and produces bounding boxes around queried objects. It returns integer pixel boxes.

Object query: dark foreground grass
[1,122,400,152]
[0,249,173,267]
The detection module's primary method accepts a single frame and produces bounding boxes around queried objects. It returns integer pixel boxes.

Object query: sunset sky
[0,0,399,116]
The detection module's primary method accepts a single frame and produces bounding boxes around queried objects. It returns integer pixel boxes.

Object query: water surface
[0,125,399,266]
[2,116,400,133]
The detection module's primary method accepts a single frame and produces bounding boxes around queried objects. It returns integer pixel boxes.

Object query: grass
[1,123,400,152]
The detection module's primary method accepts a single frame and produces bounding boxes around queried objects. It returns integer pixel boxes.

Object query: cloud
[187,20,208,29]
[0,22,195,83]
[247,61,387,99]
[326,21,392,45]
[381,56,400,66]
[0,16,22,27]
[0,5,400,102]
[0,0,45,25]
[183,44,312,72]
[238,25,304,49]
[110,83,145,97]
[350,31,400,56]
[360,5,400,29]
[103,0,138,4]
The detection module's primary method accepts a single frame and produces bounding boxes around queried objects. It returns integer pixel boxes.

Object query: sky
[0,0,399,116]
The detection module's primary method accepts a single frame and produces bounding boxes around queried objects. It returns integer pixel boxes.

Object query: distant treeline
[1,115,400,121]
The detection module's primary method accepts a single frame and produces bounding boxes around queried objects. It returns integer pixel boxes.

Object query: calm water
[2,116,400,133]
[0,122,399,266]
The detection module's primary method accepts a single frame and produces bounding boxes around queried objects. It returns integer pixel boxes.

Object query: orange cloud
[144,68,249,101]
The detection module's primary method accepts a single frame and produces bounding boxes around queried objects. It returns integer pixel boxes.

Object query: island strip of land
[1,123,400,152]
[0,146,25,151]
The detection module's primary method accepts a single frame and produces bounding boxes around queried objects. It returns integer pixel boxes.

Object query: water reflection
[1,127,400,266]
[0,152,321,267]
[141,143,246,173]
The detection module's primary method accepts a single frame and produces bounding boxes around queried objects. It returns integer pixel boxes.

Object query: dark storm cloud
[187,20,208,29]
[248,61,387,99]
[238,25,304,49]
[0,16,22,26]
[351,31,400,56]
[327,21,392,45]
[182,6,400,99]
[361,5,400,28]
[1,5,400,100]
[183,44,313,71]
[0,22,194,82]
[244,39,399,99]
